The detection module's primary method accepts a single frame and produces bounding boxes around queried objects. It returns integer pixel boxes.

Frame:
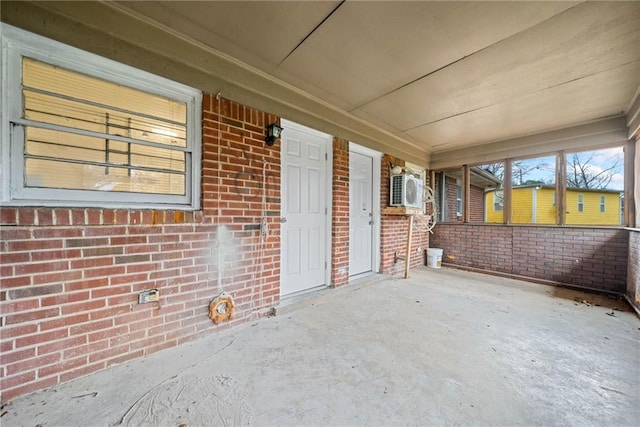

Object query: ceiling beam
[430,116,629,170]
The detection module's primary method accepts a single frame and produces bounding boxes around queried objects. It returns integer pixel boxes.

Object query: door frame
[349,142,381,277]
[280,119,333,296]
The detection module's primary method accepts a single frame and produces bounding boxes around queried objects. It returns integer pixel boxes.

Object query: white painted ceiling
[116,0,639,155]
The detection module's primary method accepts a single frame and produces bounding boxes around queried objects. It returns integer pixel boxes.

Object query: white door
[280,122,330,296]
[349,151,374,276]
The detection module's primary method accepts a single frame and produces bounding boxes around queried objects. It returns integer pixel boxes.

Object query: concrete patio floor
[2,267,639,427]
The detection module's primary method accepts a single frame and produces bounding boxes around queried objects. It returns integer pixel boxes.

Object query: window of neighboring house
[474,161,504,223]
[565,147,624,225]
[494,191,504,211]
[433,145,628,227]
[456,182,462,216]
[510,155,556,224]
[1,25,202,209]
[578,194,585,213]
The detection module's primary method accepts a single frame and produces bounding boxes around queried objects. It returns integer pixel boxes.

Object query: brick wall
[380,155,429,274]
[628,230,640,312]
[439,175,484,222]
[0,95,281,401]
[445,176,462,222]
[331,138,350,286]
[0,96,433,401]
[469,185,485,223]
[431,224,628,293]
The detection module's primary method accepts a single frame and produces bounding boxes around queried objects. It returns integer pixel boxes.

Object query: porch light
[266,123,283,146]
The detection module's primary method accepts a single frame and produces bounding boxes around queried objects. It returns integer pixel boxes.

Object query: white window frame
[1,24,202,210]
[577,194,584,213]
[493,190,503,212]
[456,180,463,216]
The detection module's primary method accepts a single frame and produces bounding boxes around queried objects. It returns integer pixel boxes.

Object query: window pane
[511,156,556,224]
[433,169,463,222]
[565,148,624,225]
[24,128,186,195]
[475,162,504,223]
[20,57,190,199]
[25,158,185,195]
[24,91,187,147]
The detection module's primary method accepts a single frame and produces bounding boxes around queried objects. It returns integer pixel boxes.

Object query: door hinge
[325,153,328,161]
[325,207,328,215]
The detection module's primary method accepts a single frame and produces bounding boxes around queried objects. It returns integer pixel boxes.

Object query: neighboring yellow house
[485,185,622,225]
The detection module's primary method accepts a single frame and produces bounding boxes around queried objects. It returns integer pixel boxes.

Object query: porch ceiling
[4,1,640,160]
[118,1,640,151]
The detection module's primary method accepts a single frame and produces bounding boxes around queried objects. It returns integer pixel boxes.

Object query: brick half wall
[431,224,628,293]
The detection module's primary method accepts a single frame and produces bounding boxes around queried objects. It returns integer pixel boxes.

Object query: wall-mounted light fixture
[389,162,404,175]
[266,123,283,146]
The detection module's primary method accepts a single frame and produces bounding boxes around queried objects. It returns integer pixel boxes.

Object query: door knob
[280,218,287,223]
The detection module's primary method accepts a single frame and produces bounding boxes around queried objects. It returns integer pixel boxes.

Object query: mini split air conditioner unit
[390,173,424,208]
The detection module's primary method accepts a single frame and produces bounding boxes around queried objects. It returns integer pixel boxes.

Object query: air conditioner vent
[390,174,423,208]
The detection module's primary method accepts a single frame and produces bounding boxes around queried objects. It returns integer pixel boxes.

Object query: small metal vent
[391,175,404,205]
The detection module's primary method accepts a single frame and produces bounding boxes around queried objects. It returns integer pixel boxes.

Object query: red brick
[1,324,38,339]
[15,329,69,348]
[39,313,90,331]
[89,305,132,321]
[63,339,109,359]
[65,277,109,291]
[61,299,106,315]
[7,352,61,375]
[32,228,82,239]
[1,371,36,392]
[2,376,58,401]
[38,335,87,356]
[17,209,35,225]
[8,284,63,299]
[0,207,18,225]
[2,347,36,365]
[8,239,62,252]
[69,319,114,336]
[88,325,128,343]
[38,356,86,378]
[0,298,39,314]
[33,270,82,285]
[5,308,60,325]
[0,228,31,240]
[83,266,126,279]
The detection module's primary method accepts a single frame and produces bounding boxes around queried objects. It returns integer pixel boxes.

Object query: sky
[510,147,624,191]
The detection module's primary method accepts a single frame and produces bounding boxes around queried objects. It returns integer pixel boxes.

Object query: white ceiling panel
[354,1,640,131]
[409,61,640,152]
[116,1,341,72]
[77,1,640,158]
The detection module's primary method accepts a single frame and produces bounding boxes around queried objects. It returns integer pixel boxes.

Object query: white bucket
[426,248,443,269]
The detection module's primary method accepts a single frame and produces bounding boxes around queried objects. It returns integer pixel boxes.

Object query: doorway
[349,143,381,278]
[280,120,332,296]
